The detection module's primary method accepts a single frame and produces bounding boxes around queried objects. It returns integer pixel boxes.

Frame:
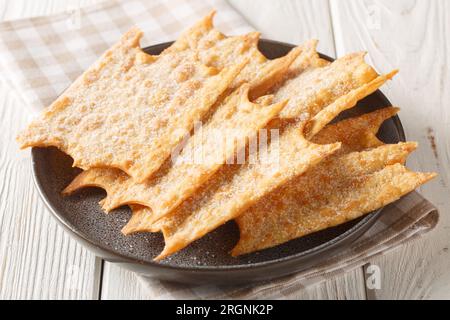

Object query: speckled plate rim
[30,39,406,279]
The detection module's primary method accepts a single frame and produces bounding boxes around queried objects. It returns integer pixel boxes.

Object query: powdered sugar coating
[63,15,314,220]
[154,123,341,260]
[17,27,244,182]
[274,52,378,119]
[233,159,434,256]
[64,84,287,221]
[232,108,435,256]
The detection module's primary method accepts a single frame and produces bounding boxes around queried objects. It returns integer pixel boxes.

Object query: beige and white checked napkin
[0,0,253,112]
[0,0,438,299]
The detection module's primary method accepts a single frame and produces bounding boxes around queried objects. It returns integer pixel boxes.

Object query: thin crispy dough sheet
[153,125,341,260]
[123,107,400,235]
[231,110,436,256]
[305,70,398,138]
[125,205,158,234]
[167,11,308,98]
[233,161,435,256]
[66,50,396,218]
[63,22,318,217]
[64,85,288,218]
[124,58,397,260]
[17,27,246,182]
[273,52,398,121]
[312,107,400,153]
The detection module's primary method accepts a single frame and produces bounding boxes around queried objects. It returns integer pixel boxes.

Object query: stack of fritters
[18,12,436,260]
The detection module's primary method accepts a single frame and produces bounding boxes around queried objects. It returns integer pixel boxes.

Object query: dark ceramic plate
[31,40,405,285]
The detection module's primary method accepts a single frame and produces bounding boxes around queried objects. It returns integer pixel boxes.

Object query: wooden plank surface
[100,262,366,300]
[294,269,367,300]
[330,0,450,299]
[101,263,151,300]
[228,0,336,57]
[0,85,102,299]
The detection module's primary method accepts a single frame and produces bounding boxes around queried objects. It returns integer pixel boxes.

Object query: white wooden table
[1,0,449,300]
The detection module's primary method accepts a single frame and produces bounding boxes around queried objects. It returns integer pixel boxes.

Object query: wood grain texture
[100,262,366,300]
[0,0,105,300]
[228,0,336,57]
[330,0,450,299]
[100,263,151,300]
[0,84,102,299]
[287,269,367,300]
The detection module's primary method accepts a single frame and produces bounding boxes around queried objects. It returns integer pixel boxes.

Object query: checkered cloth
[0,0,438,299]
[0,0,252,112]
